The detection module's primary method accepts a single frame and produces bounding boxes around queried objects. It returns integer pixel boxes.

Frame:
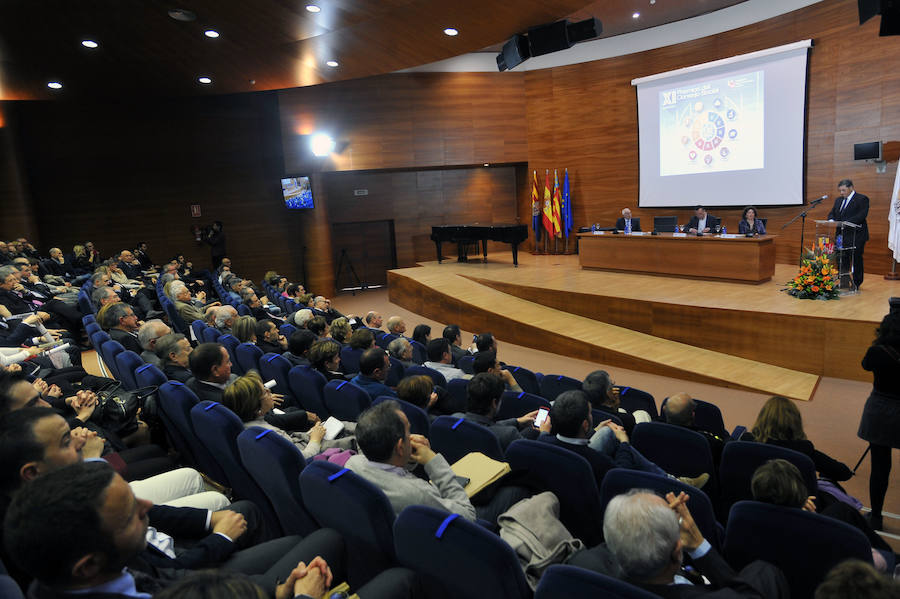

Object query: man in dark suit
[456,372,545,451]
[603,489,789,597]
[106,302,143,354]
[615,208,641,232]
[687,206,718,234]
[826,178,869,289]
[4,461,346,599]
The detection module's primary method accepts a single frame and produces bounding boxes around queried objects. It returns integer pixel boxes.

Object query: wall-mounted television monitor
[854,141,882,161]
[281,176,314,209]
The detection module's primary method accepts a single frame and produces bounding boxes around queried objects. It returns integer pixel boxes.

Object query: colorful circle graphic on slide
[691,112,726,153]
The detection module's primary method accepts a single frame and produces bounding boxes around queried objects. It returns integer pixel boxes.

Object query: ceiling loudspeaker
[528,20,572,57]
[497,34,530,71]
[567,17,602,43]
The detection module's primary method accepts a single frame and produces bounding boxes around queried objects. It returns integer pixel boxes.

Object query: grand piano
[430,223,529,266]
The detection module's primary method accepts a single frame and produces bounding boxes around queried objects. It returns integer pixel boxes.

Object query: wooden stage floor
[388,254,897,401]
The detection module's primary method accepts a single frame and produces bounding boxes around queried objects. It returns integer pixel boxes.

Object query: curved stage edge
[387,254,891,401]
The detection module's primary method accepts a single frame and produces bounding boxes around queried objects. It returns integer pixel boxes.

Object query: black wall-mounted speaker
[528,20,571,57]
[567,17,602,43]
[497,34,530,71]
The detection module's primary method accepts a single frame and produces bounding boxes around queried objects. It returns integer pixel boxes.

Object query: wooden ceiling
[0,0,747,100]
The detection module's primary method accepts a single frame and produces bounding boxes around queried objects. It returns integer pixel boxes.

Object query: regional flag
[552,169,562,237]
[542,170,553,236]
[563,168,573,238]
[531,170,541,242]
[890,162,900,262]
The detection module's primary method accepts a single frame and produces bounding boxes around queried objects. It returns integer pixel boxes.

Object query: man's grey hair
[159,273,175,288]
[0,265,19,280]
[137,319,169,350]
[91,286,115,308]
[155,333,187,362]
[214,305,235,329]
[168,281,188,300]
[104,302,132,329]
[386,316,403,334]
[387,337,411,359]
[582,370,612,406]
[603,489,680,581]
[292,309,313,327]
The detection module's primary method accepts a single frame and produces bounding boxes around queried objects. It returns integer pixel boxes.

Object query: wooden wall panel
[520,0,900,274]
[0,104,38,242]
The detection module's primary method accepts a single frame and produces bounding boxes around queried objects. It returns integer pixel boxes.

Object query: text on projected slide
[659,71,763,177]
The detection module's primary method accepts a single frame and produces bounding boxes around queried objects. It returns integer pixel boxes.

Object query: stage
[388,253,896,401]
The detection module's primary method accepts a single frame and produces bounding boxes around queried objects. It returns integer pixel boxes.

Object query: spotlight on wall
[311,133,335,156]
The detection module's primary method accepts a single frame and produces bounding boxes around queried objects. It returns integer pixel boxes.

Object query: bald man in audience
[663,392,729,467]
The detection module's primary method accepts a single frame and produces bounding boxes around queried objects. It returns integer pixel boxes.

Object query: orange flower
[825,285,833,290]
[811,285,820,292]
[822,267,830,275]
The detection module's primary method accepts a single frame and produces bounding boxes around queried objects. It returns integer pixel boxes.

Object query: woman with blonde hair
[232,315,257,343]
[748,396,851,482]
[329,317,351,345]
[222,371,354,459]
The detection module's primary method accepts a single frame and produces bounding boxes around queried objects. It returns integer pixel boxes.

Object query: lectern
[814,220,860,293]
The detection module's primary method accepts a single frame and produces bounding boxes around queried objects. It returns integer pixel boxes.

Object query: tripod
[335,248,364,295]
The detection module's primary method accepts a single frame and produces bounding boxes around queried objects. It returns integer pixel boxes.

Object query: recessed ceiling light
[326,60,339,67]
[168,8,196,22]
[311,133,335,156]
[81,40,99,49]
[306,4,321,12]
[198,76,212,84]
[47,81,62,89]
[632,12,640,18]
[444,27,459,36]
[204,30,220,38]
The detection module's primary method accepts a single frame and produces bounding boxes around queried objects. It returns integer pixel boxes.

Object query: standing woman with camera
[203,221,227,269]
[858,310,900,530]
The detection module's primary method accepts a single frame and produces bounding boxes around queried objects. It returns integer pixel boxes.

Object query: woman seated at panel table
[738,206,766,235]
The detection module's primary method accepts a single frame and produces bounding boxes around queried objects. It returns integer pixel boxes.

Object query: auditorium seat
[404,365,447,388]
[536,564,658,599]
[113,350,145,391]
[502,365,541,396]
[235,342,263,376]
[288,365,330,418]
[539,374,581,401]
[258,353,299,408]
[724,501,872,599]
[218,334,240,370]
[236,427,318,536]
[505,439,604,547]
[201,327,222,343]
[496,390,550,420]
[661,396,726,435]
[135,363,168,388]
[719,441,817,515]
[631,422,717,493]
[190,319,206,343]
[393,505,531,599]
[409,339,427,365]
[457,355,475,374]
[0,574,24,599]
[156,381,226,483]
[445,378,468,410]
[279,323,297,338]
[375,332,398,350]
[385,356,405,388]
[618,386,658,419]
[190,400,283,537]
[429,416,504,465]
[373,396,430,437]
[339,346,363,374]
[323,380,371,421]
[99,340,126,381]
[300,461,398,587]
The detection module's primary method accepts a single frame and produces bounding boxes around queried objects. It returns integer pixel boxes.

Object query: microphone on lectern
[810,194,828,205]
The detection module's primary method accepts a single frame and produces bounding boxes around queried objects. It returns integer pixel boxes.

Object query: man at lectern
[687,206,717,234]
[827,178,869,289]
[615,208,641,232]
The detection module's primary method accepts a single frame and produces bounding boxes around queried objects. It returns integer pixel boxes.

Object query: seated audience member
[137,319,170,368]
[117,249,145,281]
[43,247,78,283]
[364,311,384,333]
[223,371,353,460]
[187,342,237,403]
[545,390,708,488]
[292,308,314,329]
[582,370,650,436]
[602,489,788,597]
[4,461,347,598]
[284,329,317,367]
[214,304,238,335]
[663,392,729,466]
[156,333,194,383]
[172,280,219,324]
[744,396,852,486]
[385,316,407,338]
[241,287,280,319]
[412,324,431,347]
[351,347,396,398]
[306,315,328,339]
[256,318,287,354]
[388,337,416,368]
[92,284,120,311]
[329,316,351,345]
[311,295,344,324]
[615,208,641,232]
[396,374,439,413]
[105,302,142,353]
[71,244,92,273]
[472,350,521,391]
[472,331,498,357]
[348,328,375,352]
[346,400,477,520]
[750,458,892,571]
[308,339,346,381]
[814,560,900,599]
[443,324,468,366]
[134,241,156,271]
[0,265,83,337]
[232,314,258,343]
[285,283,306,301]
[459,372,546,450]
[423,338,471,382]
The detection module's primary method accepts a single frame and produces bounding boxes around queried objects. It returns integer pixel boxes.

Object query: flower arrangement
[785,244,840,300]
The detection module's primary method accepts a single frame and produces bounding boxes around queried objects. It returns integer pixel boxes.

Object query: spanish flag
[552,169,562,237]
[542,170,553,236]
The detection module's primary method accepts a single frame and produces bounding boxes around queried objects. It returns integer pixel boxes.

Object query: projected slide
[659,71,763,176]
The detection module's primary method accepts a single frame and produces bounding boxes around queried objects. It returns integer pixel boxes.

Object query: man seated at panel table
[687,206,719,234]
[615,208,641,232]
